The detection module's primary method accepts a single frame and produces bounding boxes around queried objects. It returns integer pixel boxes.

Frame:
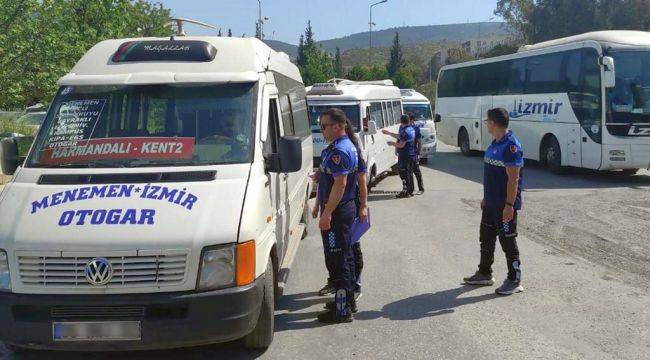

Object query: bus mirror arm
[601,56,616,88]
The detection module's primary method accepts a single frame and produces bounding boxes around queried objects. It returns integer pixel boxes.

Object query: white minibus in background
[307,79,403,186]
[400,89,437,162]
[435,30,650,174]
[0,34,312,351]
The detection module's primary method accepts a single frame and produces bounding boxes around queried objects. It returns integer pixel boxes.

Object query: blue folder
[351,209,371,244]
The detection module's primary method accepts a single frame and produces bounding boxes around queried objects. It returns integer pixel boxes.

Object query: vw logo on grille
[84,258,113,286]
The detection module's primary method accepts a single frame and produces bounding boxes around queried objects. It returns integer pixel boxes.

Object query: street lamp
[369,0,388,66]
[477,16,495,55]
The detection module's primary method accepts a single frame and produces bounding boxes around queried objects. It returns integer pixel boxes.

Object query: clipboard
[351,209,371,244]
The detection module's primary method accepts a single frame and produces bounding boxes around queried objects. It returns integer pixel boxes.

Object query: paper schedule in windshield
[39,99,195,165]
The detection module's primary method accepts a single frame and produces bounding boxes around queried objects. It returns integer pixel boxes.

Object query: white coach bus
[307,79,402,186]
[435,31,650,174]
[400,89,437,162]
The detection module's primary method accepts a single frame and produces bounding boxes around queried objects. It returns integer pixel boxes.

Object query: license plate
[53,321,141,342]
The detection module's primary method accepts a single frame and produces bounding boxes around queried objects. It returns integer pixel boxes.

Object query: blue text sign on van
[112,40,217,63]
[30,184,199,227]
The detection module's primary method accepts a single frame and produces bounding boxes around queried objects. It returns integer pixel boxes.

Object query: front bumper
[0,277,263,351]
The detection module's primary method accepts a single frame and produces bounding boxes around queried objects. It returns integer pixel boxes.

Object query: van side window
[280,94,295,136]
[392,101,402,122]
[370,102,383,128]
[290,90,310,138]
[264,99,280,157]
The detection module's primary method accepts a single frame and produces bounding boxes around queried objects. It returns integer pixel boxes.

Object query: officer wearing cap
[463,108,524,295]
[313,108,360,323]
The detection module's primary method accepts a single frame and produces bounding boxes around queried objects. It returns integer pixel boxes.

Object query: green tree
[0,0,171,110]
[296,20,334,86]
[370,65,389,80]
[387,32,405,77]
[334,47,345,78]
[391,69,416,89]
[495,0,650,44]
[347,65,372,81]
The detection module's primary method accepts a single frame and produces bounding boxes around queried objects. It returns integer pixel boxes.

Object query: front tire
[542,136,565,174]
[459,128,472,156]
[243,261,275,349]
[620,168,639,176]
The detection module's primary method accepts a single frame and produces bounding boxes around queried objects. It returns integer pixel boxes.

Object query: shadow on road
[429,150,650,190]
[355,285,498,321]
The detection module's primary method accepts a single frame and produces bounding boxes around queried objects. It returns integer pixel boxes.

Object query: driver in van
[198,109,248,162]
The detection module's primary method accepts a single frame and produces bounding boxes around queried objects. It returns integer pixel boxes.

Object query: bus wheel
[243,261,275,349]
[543,136,565,174]
[459,128,472,156]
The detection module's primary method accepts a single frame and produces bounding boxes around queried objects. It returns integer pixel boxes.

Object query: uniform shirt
[317,135,360,206]
[483,131,524,210]
[398,125,417,158]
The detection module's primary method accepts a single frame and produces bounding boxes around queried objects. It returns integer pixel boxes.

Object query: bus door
[479,97,493,150]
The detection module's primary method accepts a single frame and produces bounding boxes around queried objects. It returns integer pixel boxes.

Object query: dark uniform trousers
[478,206,521,281]
[320,200,357,307]
[413,156,424,191]
[398,154,416,195]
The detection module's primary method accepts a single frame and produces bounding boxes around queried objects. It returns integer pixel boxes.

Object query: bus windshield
[308,104,360,133]
[403,104,432,121]
[607,51,650,136]
[26,83,257,168]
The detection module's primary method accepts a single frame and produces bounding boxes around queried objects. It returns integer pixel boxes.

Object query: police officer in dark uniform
[464,108,524,295]
[313,108,360,323]
[383,115,417,198]
[408,112,425,194]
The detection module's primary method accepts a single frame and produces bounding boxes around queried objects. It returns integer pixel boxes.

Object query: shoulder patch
[331,154,341,165]
[510,145,518,154]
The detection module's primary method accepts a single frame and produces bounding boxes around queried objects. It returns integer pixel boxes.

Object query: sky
[159,0,502,44]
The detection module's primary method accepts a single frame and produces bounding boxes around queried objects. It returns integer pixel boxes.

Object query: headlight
[0,250,11,292]
[197,245,235,290]
[197,241,256,291]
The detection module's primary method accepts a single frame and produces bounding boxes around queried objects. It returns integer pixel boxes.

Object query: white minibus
[0,34,312,350]
[307,79,403,186]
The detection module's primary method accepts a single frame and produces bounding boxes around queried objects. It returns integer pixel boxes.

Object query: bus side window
[370,102,383,128]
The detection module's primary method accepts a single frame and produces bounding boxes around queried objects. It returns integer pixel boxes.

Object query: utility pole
[256,0,269,40]
[369,0,388,66]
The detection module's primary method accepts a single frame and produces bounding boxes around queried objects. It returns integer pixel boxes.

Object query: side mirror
[601,56,616,88]
[267,136,302,173]
[434,114,442,123]
[364,121,378,135]
[1,137,20,175]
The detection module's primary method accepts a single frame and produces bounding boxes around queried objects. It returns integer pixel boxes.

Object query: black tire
[368,167,377,189]
[301,193,310,240]
[419,157,428,165]
[243,261,275,349]
[4,343,30,354]
[620,169,639,176]
[458,128,472,156]
[542,136,565,174]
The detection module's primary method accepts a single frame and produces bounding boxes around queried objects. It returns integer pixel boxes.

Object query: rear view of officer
[464,108,525,295]
[314,108,360,323]
[383,115,417,198]
[408,112,425,194]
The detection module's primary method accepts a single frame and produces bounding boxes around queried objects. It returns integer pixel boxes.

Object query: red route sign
[40,137,195,165]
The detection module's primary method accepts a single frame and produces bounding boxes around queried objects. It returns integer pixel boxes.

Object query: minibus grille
[16,251,189,289]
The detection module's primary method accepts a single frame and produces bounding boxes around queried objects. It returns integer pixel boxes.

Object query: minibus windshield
[402,104,432,121]
[309,104,360,133]
[26,83,257,168]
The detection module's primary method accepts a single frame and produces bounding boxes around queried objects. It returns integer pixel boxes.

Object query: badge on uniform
[331,154,341,165]
[510,145,518,154]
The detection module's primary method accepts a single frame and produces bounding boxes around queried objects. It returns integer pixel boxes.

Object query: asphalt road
[2,144,649,359]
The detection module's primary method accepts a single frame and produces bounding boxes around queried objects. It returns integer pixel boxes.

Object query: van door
[264,95,289,261]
